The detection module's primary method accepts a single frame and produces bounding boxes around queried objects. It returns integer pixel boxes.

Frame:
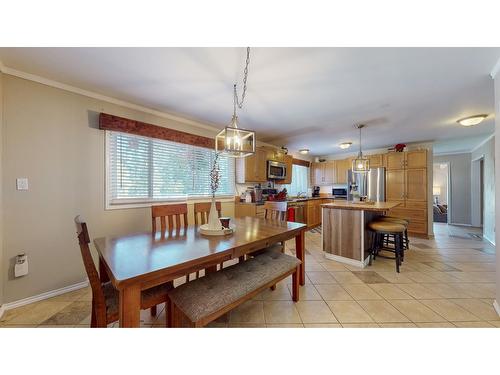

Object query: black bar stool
[368,220,406,273]
[376,216,410,250]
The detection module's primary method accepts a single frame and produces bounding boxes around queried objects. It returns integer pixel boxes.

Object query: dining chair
[152,203,189,233]
[264,201,288,221]
[75,215,172,327]
[193,201,221,225]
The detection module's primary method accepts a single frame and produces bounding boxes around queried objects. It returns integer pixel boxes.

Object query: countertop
[321,201,401,212]
[236,196,335,205]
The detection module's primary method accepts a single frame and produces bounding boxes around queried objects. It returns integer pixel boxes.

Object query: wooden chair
[152,203,188,233]
[194,201,221,225]
[74,215,171,327]
[264,201,288,222]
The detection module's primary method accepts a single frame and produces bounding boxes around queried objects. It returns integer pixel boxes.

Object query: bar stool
[377,216,410,250]
[367,220,406,273]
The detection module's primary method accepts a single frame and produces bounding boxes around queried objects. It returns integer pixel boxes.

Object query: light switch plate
[16,178,29,191]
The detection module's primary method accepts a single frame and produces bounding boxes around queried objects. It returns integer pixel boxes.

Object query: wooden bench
[167,249,301,327]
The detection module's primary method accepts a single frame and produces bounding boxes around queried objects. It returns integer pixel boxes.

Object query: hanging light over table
[352,124,370,173]
[216,47,256,158]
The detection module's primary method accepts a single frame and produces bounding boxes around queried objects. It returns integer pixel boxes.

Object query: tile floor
[0,223,498,328]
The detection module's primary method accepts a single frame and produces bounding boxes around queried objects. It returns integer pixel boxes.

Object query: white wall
[1,75,235,304]
[471,137,495,244]
[493,68,500,314]
[0,72,4,307]
[433,163,448,205]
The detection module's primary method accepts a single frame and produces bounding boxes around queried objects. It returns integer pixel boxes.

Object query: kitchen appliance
[253,185,263,203]
[267,161,287,180]
[312,186,320,197]
[347,167,385,202]
[332,188,348,199]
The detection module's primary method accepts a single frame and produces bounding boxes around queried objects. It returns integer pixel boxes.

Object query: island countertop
[321,201,400,212]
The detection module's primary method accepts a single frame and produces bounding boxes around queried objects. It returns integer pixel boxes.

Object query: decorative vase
[207,197,221,230]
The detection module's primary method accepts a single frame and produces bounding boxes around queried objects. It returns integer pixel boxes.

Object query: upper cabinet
[386,150,427,170]
[334,159,351,184]
[386,152,406,170]
[236,147,268,183]
[367,154,384,168]
[311,161,335,186]
[281,154,293,185]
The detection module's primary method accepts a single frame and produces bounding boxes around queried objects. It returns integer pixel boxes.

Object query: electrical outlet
[16,178,29,191]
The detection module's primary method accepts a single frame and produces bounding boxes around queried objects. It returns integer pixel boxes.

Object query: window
[106,131,235,207]
[283,164,309,196]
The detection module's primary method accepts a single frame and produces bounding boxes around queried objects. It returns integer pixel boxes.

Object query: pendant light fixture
[215,47,256,158]
[352,124,370,173]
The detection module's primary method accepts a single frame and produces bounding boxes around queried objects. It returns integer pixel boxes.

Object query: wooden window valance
[292,158,310,168]
[99,113,215,149]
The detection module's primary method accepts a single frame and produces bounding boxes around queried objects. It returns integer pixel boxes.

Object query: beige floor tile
[295,301,338,323]
[343,284,383,300]
[40,301,92,326]
[394,283,442,299]
[416,322,455,328]
[453,321,495,328]
[450,299,500,321]
[305,261,327,271]
[321,261,349,272]
[419,299,480,322]
[375,272,414,284]
[389,300,446,323]
[368,283,413,300]
[287,283,323,301]
[227,323,266,328]
[357,300,410,323]
[304,323,342,328]
[326,301,374,323]
[258,282,292,301]
[403,272,441,283]
[341,323,380,328]
[329,271,364,284]
[453,283,496,298]
[315,284,353,301]
[487,321,500,327]
[6,302,72,325]
[421,272,462,283]
[419,283,472,298]
[306,271,337,284]
[267,324,304,328]
[229,301,265,324]
[378,323,417,328]
[263,301,301,324]
[46,288,89,302]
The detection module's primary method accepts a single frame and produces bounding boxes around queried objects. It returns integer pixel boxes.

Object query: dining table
[93,216,307,327]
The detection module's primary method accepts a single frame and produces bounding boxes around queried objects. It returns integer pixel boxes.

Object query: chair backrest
[74,215,105,306]
[152,203,188,233]
[264,201,288,221]
[194,202,222,225]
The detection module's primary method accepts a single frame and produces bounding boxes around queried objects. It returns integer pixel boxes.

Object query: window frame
[104,131,236,210]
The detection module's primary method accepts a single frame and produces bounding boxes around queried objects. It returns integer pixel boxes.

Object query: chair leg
[90,302,97,328]
[395,234,401,273]
[239,255,245,263]
[150,305,157,317]
[292,268,299,302]
[166,298,173,328]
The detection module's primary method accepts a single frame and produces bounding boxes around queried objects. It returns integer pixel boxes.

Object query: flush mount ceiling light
[352,124,370,174]
[457,114,488,127]
[215,47,256,158]
[339,142,352,149]
[299,149,310,154]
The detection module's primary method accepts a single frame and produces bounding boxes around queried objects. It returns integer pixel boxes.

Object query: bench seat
[168,249,301,327]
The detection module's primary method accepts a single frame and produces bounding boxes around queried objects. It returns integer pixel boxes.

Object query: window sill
[105,195,236,210]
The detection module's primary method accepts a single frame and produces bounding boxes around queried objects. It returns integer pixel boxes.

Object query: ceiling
[0,47,498,156]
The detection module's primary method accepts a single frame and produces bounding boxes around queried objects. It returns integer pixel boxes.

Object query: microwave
[332,188,348,198]
[267,161,287,180]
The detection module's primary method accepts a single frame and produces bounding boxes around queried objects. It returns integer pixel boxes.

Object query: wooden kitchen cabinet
[236,147,268,183]
[406,150,427,169]
[281,154,293,184]
[335,159,351,184]
[306,199,324,227]
[367,154,383,168]
[311,161,335,186]
[386,169,405,203]
[405,168,427,203]
[386,152,406,170]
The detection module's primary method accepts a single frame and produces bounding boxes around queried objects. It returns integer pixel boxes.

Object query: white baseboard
[0,280,89,318]
[482,234,496,246]
[324,252,369,269]
[494,300,500,318]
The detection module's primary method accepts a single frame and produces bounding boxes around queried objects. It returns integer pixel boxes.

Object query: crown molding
[490,57,500,79]
[470,133,495,153]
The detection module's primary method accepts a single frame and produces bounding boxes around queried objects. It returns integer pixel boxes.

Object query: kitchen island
[321,201,401,268]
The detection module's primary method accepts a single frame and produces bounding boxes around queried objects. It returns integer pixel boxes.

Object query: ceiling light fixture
[457,114,488,127]
[352,124,370,173]
[215,47,256,158]
[299,149,310,155]
[339,142,352,149]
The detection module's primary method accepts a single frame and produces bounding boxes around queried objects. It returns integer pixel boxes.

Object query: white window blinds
[282,164,310,196]
[107,131,235,205]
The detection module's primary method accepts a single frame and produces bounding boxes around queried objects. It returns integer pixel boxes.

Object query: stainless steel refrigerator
[347,167,385,202]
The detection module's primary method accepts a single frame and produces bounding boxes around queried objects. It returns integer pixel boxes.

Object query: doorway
[471,155,485,232]
[433,162,450,225]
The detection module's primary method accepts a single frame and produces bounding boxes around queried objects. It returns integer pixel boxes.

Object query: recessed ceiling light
[339,142,352,149]
[299,149,310,155]
[457,114,488,127]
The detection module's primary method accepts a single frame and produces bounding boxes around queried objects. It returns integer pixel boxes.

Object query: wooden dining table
[94,216,307,327]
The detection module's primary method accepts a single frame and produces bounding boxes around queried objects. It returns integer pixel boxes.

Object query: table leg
[295,230,305,286]
[119,285,141,328]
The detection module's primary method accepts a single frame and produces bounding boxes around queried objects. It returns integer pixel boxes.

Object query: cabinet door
[386,152,405,170]
[368,154,383,168]
[244,152,258,182]
[310,163,321,186]
[406,150,427,169]
[335,159,350,184]
[282,155,293,184]
[386,169,405,203]
[405,168,427,203]
[256,148,268,182]
[323,161,335,184]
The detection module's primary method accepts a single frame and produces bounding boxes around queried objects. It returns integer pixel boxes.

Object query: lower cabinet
[306,199,333,228]
[388,206,428,237]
